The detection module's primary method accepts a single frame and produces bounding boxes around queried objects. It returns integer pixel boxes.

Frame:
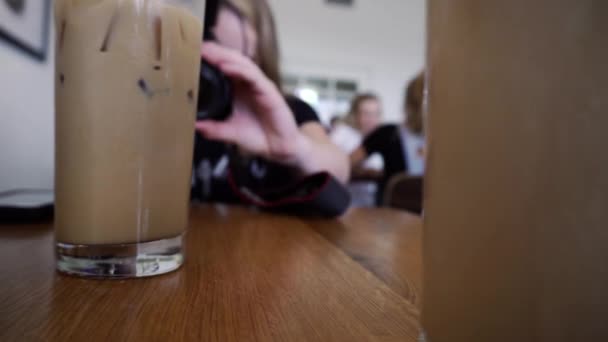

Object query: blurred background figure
[350,93,382,136]
[330,93,385,207]
[347,93,384,173]
[350,72,426,211]
[329,94,382,157]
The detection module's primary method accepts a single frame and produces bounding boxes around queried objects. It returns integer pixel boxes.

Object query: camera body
[198,56,232,121]
[197,0,233,121]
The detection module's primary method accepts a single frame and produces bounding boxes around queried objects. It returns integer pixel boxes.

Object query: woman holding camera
[192,0,349,204]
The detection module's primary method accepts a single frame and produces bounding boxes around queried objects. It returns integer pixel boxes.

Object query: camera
[197,0,233,121]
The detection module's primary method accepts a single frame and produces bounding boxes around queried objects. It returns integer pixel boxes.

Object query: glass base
[56,233,184,279]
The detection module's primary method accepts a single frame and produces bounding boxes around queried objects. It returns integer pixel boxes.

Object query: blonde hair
[224,0,282,89]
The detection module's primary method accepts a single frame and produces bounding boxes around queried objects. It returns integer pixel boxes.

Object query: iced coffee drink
[423,1,608,341]
[54,0,203,277]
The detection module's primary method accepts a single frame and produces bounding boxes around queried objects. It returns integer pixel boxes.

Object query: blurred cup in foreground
[423,1,608,341]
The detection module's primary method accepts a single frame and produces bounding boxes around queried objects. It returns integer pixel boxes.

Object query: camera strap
[226,152,351,217]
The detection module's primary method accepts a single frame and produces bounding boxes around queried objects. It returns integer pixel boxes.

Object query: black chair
[382,173,423,214]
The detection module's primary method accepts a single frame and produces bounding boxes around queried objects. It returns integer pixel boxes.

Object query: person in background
[330,93,384,207]
[330,93,383,165]
[192,0,349,203]
[350,93,382,136]
[350,72,426,205]
[347,93,384,174]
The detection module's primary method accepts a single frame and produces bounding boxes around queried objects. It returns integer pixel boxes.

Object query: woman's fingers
[200,42,226,64]
[200,42,232,63]
[220,62,275,94]
[195,120,237,144]
[199,41,297,146]
[202,42,256,73]
[203,43,274,86]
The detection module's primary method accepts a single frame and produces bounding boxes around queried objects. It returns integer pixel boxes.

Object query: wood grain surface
[0,205,422,342]
[310,207,423,309]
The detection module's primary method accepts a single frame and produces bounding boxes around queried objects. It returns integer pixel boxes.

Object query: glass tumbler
[54,0,205,278]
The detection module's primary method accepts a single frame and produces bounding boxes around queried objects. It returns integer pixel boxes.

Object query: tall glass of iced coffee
[54,0,204,278]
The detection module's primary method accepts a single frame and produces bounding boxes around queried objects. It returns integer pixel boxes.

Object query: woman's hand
[196,42,303,164]
[196,42,349,183]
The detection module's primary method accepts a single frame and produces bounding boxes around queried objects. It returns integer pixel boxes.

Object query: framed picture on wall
[0,0,51,61]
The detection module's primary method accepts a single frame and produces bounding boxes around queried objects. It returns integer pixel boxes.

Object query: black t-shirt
[362,124,409,203]
[191,96,320,203]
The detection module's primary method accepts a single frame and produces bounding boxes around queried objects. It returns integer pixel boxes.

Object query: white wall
[0,26,55,191]
[268,0,426,123]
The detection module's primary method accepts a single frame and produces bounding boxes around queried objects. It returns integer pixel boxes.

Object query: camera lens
[197,60,233,121]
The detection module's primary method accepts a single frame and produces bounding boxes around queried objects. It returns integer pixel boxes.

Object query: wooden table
[0,205,423,341]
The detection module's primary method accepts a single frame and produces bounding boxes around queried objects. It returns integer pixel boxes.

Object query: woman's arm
[195,42,349,183]
[293,122,350,183]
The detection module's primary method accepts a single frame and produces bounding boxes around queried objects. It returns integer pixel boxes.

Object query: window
[283,73,359,125]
